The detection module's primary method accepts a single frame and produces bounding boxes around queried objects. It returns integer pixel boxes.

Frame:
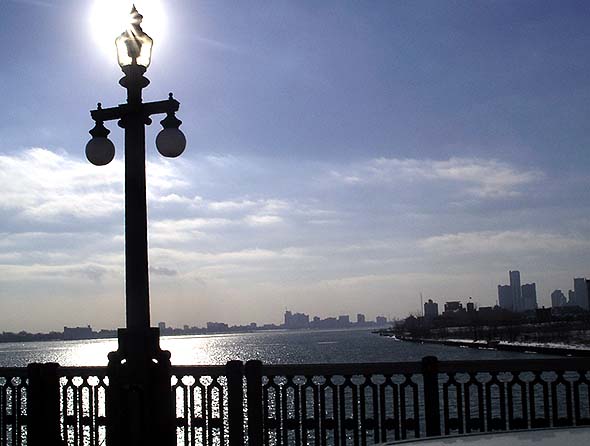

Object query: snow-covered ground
[439,338,590,351]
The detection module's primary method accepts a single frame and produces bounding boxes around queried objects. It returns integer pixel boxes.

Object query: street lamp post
[85,7,185,446]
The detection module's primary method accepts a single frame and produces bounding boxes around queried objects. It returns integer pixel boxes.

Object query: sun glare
[90,0,166,63]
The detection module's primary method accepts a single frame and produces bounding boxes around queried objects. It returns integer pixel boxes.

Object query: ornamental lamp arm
[90,96,180,123]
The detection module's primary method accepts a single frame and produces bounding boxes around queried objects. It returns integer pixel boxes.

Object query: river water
[0,328,553,367]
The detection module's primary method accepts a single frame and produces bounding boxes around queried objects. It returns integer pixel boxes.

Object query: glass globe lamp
[156,106,186,158]
[86,117,115,166]
[156,128,186,158]
[86,137,115,166]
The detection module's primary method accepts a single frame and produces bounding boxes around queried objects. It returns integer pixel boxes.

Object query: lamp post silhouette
[85,6,185,445]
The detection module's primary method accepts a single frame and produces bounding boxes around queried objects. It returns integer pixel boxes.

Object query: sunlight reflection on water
[0,329,551,367]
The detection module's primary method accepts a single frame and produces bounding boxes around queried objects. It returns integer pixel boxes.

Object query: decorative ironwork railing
[435,360,590,434]
[1,356,590,446]
[251,359,590,445]
[169,362,427,445]
[254,362,425,445]
[0,368,27,446]
[171,364,232,446]
[60,367,108,446]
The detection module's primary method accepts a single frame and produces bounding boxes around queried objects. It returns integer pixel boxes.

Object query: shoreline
[383,334,590,357]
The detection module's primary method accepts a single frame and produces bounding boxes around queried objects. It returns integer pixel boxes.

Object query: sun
[90,0,167,63]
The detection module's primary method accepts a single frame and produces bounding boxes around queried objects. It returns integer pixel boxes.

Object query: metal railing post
[245,360,263,445]
[422,356,441,437]
[227,360,245,446]
[27,363,63,446]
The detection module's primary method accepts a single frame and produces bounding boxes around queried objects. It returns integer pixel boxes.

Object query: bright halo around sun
[90,0,167,63]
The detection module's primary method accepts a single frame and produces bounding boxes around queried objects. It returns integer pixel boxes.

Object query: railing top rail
[172,365,228,376]
[59,366,108,377]
[0,367,28,377]
[261,361,423,376]
[5,357,590,380]
[259,357,590,376]
[438,357,590,373]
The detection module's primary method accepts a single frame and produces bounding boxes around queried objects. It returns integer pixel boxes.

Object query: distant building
[206,322,229,332]
[284,310,310,329]
[309,316,343,329]
[158,321,166,331]
[551,290,567,308]
[356,313,366,324]
[375,316,387,326]
[443,301,463,314]
[338,315,350,326]
[573,278,589,310]
[521,283,538,311]
[63,325,93,340]
[466,301,476,313]
[498,285,513,311]
[568,289,576,306]
[499,271,536,312]
[510,270,522,312]
[423,299,439,320]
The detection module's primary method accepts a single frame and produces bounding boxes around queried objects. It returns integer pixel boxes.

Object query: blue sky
[1,0,589,331]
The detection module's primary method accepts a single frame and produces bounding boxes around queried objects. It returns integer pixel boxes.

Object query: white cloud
[156,194,202,205]
[150,246,306,265]
[146,160,191,191]
[245,215,283,226]
[0,262,119,282]
[331,157,540,198]
[152,217,233,231]
[419,230,590,255]
[208,200,257,212]
[151,266,178,276]
[0,148,196,222]
[149,218,233,244]
[0,148,123,220]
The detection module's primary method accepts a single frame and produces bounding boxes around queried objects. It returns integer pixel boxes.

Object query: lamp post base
[106,328,174,446]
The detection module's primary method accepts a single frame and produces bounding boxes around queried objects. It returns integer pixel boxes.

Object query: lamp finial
[130,4,143,26]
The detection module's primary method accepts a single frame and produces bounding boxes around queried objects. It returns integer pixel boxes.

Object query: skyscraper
[509,270,522,312]
[498,285,512,311]
[568,290,576,306]
[573,278,589,310]
[521,283,537,311]
[551,290,566,308]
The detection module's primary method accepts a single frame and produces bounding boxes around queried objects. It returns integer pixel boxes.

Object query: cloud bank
[0,148,588,331]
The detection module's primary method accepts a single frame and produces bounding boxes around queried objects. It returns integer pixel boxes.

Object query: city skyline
[0,309,391,340]
[2,269,587,332]
[1,1,590,332]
